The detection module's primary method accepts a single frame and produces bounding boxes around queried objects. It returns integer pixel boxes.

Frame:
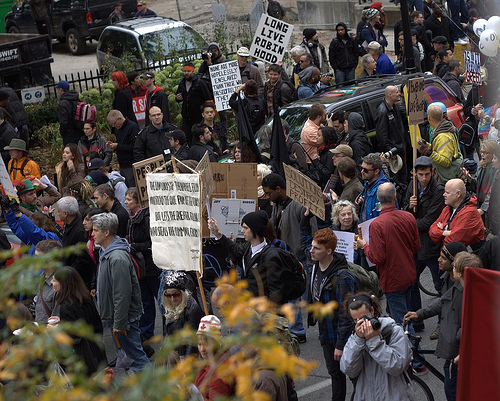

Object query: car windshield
[140,26,206,60]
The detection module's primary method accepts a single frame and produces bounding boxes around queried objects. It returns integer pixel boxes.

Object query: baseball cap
[414,156,434,169]
[429,102,447,114]
[0,90,9,101]
[55,80,70,90]
[142,72,155,79]
[330,144,353,158]
[87,158,106,170]
[237,47,250,57]
[367,41,381,50]
[432,36,448,44]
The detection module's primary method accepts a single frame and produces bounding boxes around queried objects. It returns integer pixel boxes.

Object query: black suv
[4,0,137,55]
[267,74,465,147]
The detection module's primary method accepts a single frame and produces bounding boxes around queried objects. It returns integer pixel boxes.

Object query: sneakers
[143,344,155,358]
[297,334,307,344]
[413,365,428,376]
[454,37,468,45]
[430,325,440,340]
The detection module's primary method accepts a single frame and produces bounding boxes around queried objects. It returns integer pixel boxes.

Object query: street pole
[399,0,416,74]
[175,0,182,20]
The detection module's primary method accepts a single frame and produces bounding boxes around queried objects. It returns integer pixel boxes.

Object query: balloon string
[440,7,480,48]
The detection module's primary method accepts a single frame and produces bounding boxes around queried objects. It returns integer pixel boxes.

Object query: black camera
[202,51,212,60]
[362,314,381,330]
[322,72,334,77]
[384,147,398,159]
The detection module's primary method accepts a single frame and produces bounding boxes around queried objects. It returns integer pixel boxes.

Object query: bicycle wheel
[411,375,434,401]
[419,275,439,297]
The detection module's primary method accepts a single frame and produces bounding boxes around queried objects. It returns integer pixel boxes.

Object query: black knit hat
[241,210,269,237]
[303,28,317,40]
[163,270,187,290]
[441,242,467,262]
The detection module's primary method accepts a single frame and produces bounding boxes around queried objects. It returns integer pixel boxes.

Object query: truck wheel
[66,28,86,55]
[8,26,20,33]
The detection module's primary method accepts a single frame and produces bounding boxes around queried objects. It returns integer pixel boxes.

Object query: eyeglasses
[361,167,374,173]
[110,118,120,127]
[299,60,308,63]
[163,292,181,299]
[480,151,491,155]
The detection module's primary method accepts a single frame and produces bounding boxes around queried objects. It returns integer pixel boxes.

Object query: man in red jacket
[429,178,484,251]
[356,182,421,326]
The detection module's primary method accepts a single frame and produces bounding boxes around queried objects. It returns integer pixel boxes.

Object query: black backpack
[356,26,368,56]
[270,246,307,302]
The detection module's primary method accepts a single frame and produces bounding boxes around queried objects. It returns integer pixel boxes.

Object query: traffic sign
[21,86,45,105]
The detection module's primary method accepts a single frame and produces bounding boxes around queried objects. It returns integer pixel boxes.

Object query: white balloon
[474,18,488,37]
[487,16,500,37]
[479,29,499,57]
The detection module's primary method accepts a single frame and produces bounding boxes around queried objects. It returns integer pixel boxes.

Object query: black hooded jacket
[347,113,372,166]
[328,23,358,71]
[58,89,82,139]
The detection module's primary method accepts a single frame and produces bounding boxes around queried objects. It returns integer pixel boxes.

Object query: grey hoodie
[340,317,415,401]
[97,237,143,330]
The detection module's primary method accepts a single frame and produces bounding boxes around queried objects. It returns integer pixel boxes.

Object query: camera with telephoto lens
[362,315,381,330]
[202,51,212,60]
[384,147,398,159]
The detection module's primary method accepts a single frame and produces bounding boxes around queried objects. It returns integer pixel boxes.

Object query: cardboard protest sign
[147,173,202,273]
[407,77,425,125]
[249,14,294,63]
[132,155,165,208]
[333,230,355,263]
[358,218,376,267]
[209,60,242,111]
[211,198,257,238]
[283,163,325,220]
[464,51,482,84]
[195,151,215,204]
[0,157,17,198]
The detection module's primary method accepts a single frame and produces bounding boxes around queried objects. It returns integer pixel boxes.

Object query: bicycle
[404,322,445,401]
[419,275,440,297]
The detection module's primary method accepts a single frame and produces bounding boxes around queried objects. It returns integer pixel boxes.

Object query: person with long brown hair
[112,71,137,124]
[55,143,85,195]
[48,266,106,376]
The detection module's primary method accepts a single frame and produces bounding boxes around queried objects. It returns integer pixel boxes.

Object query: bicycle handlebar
[403,321,422,344]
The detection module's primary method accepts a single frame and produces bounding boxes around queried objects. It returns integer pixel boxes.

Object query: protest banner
[0,157,17,198]
[283,163,325,220]
[209,60,242,111]
[358,218,376,267]
[211,198,257,238]
[195,151,215,204]
[249,14,294,63]
[407,77,425,125]
[132,154,165,208]
[333,230,355,263]
[464,51,482,84]
[147,173,202,273]
[132,96,146,122]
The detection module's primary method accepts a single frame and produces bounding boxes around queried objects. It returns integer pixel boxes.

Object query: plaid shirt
[310,254,356,348]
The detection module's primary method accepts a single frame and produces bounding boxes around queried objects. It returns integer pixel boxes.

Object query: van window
[53,0,71,10]
[140,26,206,60]
[99,30,130,58]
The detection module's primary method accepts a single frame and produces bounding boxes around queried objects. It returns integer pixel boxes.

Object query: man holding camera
[376,86,407,183]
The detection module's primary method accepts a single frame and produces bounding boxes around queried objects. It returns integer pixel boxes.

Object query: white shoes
[454,37,468,45]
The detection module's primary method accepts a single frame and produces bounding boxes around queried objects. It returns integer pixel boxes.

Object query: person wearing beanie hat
[370,1,386,32]
[297,66,324,100]
[161,270,204,358]
[300,28,330,74]
[360,7,387,53]
[402,154,444,334]
[195,314,233,399]
[208,211,286,305]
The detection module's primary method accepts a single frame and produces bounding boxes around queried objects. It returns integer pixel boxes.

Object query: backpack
[330,262,381,298]
[9,157,32,179]
[279,79,297,104]
[356,27,368,56]
[109,176,126,189]
[73,101,97,130]
[458,117,477,147]
[271,246,307,302]
[128,248,146,280]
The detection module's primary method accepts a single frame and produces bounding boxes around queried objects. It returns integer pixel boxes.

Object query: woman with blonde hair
[55,143,85,195]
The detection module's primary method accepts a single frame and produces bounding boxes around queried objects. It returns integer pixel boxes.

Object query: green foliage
[30,123,63,170]
[25,98,59,135]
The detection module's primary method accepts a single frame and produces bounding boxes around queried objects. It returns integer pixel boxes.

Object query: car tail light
[86,12,93,24]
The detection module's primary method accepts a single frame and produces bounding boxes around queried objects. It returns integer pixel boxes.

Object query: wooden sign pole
[412,124,418,213]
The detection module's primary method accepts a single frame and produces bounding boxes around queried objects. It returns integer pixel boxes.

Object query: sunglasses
[361,167,374,173]
[163,292,181,299]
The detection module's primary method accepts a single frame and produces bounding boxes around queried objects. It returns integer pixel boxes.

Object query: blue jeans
[334,69,355,85]
[408,0,423,13]
[410,256,443,324]
[112,319,151,372]
[448,0,469,40]
[139,275,160,340]
[444,359,458,401]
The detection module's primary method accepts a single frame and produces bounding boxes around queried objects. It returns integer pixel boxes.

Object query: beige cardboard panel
[132,155,165,208]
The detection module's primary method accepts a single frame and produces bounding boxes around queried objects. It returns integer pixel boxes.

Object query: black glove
[0,195,10,211]
[9,198,20,215]
[307,313,317,328]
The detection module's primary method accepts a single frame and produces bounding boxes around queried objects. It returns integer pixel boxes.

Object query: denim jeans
[444,359,458,401]
[408,0,424,13]
[410,256,443,324]
[448,0,469,40]
[322,343,346,401]
[112,319,151,372]
[334,69,355,85]
[139,275,160,340]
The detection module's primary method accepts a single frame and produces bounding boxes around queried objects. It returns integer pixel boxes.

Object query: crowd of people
[1,0,499,400]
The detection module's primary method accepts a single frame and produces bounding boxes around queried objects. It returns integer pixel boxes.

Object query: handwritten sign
[211,198,256,238]
[464,51,481,85]
[132,96,146,122]
[283,163,325,220]
[333,230,355,263]
[407,77,425,125]
[0,157,17,198]
[249,14,294,63]
[147,173,202,272]
[195,151,215,205]
[132,154,165,208]
[209,60,242,111]
[358,218,376,267]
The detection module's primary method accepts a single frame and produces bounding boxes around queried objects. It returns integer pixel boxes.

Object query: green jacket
[97,237,143,330]
[430,119,463,183]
